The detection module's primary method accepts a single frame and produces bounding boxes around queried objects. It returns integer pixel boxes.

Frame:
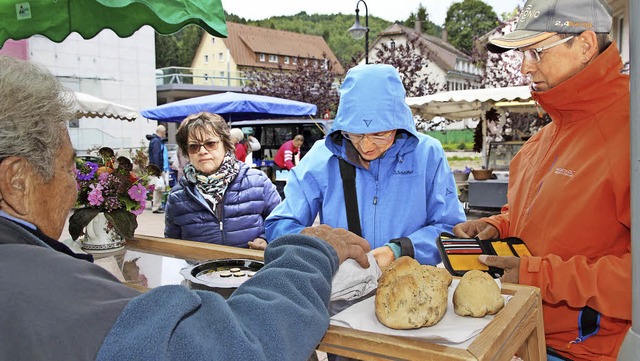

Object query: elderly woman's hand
[372,245,395,267]
[247,238,268,250]
[301,224,371,268]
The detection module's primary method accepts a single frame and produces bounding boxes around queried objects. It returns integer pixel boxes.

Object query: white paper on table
[330,252,381,301]
[330,278,511,345]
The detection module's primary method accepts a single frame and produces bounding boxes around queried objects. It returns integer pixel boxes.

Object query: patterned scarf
[184,151,239,211]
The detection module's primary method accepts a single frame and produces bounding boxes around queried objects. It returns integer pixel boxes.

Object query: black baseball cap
[487,0,613,53]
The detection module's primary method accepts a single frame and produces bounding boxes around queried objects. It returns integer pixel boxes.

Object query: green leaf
[104,209,138,240]
[68,208,101,240]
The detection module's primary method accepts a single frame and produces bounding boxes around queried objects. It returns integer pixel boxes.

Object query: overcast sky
[221,0,525,26]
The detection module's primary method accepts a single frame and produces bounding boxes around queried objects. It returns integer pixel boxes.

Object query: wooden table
[126,234,546,361]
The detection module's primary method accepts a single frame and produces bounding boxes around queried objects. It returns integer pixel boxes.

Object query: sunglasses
[341,130,395,145]
[187,140,220,154]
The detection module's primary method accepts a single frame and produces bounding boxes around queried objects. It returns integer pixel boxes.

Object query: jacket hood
[326,64,418,159]
[328,64,417,138]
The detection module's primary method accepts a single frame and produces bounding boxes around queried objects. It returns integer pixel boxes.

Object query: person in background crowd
[274,134,304,171]
[165,112,280,250]
[230,127,260,164]
[266,64,465,268]
[453,0,631,360]
[0,54,372,361]
[147,124,167,213]
[172,149,190,183]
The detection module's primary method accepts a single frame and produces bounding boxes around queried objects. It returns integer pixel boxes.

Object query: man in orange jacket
[453,0,630,360]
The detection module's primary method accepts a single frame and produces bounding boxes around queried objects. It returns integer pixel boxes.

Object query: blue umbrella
[140,92,318,122]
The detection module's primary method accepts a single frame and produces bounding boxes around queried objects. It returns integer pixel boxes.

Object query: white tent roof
[74,92,139,122]
[405,86,536,120]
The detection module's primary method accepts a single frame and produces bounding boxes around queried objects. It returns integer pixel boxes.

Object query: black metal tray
[180,258,264,297]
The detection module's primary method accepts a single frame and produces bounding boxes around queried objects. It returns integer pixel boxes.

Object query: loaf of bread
[375,257,450,329]
[453,270,504,317]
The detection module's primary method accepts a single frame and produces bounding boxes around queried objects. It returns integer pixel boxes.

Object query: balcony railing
[156,67,250,87]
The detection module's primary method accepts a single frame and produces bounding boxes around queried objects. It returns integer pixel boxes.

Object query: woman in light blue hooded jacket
[265,64,466,266]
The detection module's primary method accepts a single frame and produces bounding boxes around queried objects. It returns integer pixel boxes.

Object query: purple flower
[77,162,99,181]
[103,196,121,212]
[128,183,148,202]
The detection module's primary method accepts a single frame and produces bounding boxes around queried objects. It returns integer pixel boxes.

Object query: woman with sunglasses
[164,112,281,250]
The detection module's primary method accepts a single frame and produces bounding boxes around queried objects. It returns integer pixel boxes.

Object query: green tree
[242,12,391,68]
[403,3,441,37]
[373,35,442,97]
[445,0,499,55]
[155,25,204,68]
[242,54,341,117]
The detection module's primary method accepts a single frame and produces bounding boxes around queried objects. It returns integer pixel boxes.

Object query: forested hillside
[156,10,442,68]
[228,12,391,67]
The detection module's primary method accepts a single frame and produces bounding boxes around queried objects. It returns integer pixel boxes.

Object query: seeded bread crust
[375,257,449,329]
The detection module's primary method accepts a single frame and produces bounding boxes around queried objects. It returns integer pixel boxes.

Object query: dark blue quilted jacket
[164,163,281,247]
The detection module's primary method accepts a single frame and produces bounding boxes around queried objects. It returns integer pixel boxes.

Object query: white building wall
[27,27,158,153]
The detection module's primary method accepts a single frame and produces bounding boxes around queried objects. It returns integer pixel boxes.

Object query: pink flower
[88,184,104,206]
[128,183,147,202]
[130,199,147,216]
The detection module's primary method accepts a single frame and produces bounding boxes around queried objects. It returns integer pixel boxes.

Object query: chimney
[414,20,422,34]
[442,28,448,42]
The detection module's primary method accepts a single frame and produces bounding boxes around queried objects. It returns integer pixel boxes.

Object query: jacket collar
[532,41,627,126]
[0,216,93,262]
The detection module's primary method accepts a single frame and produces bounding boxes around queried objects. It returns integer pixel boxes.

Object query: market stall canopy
[405,86,536,120]
[141,92,318,123]
[74,92,138,122]
[0,0,227,47]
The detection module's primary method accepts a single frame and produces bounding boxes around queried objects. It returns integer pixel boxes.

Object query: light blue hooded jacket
[265,64,465,265]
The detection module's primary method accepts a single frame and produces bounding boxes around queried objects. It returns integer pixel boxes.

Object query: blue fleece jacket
[165,161,281,247]
[96,234,339,361]
[265,64,465,265]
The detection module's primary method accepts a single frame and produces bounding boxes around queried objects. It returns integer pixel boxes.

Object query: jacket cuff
[389,237,414,258]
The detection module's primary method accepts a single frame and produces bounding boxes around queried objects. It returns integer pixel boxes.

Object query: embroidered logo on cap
[519,5,541,23]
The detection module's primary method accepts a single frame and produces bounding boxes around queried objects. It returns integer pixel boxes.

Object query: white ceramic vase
[81,212,125,253]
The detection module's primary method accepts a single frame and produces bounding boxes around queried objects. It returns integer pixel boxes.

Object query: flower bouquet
[69,147,161,243]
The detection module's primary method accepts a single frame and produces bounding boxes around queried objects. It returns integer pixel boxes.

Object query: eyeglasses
[516,36,574,63]
[341,131,395,145]
[187,140,220,154]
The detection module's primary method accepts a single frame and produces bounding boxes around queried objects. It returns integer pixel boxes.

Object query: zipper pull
[373,196,378,205]
[566,336,583,349]
[535,100,544,118]
[219,222,223,231]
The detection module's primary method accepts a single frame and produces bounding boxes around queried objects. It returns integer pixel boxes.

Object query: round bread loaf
[453,270,504,317]
[375,257,449,329]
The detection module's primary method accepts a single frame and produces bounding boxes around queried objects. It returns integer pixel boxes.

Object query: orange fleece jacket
[483,42,631,361]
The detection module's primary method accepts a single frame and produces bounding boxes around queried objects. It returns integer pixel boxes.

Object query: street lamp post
[348,0,369,64]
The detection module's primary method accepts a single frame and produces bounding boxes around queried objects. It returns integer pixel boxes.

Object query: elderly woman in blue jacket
[265,64,466,266]
[165,112,280,250]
